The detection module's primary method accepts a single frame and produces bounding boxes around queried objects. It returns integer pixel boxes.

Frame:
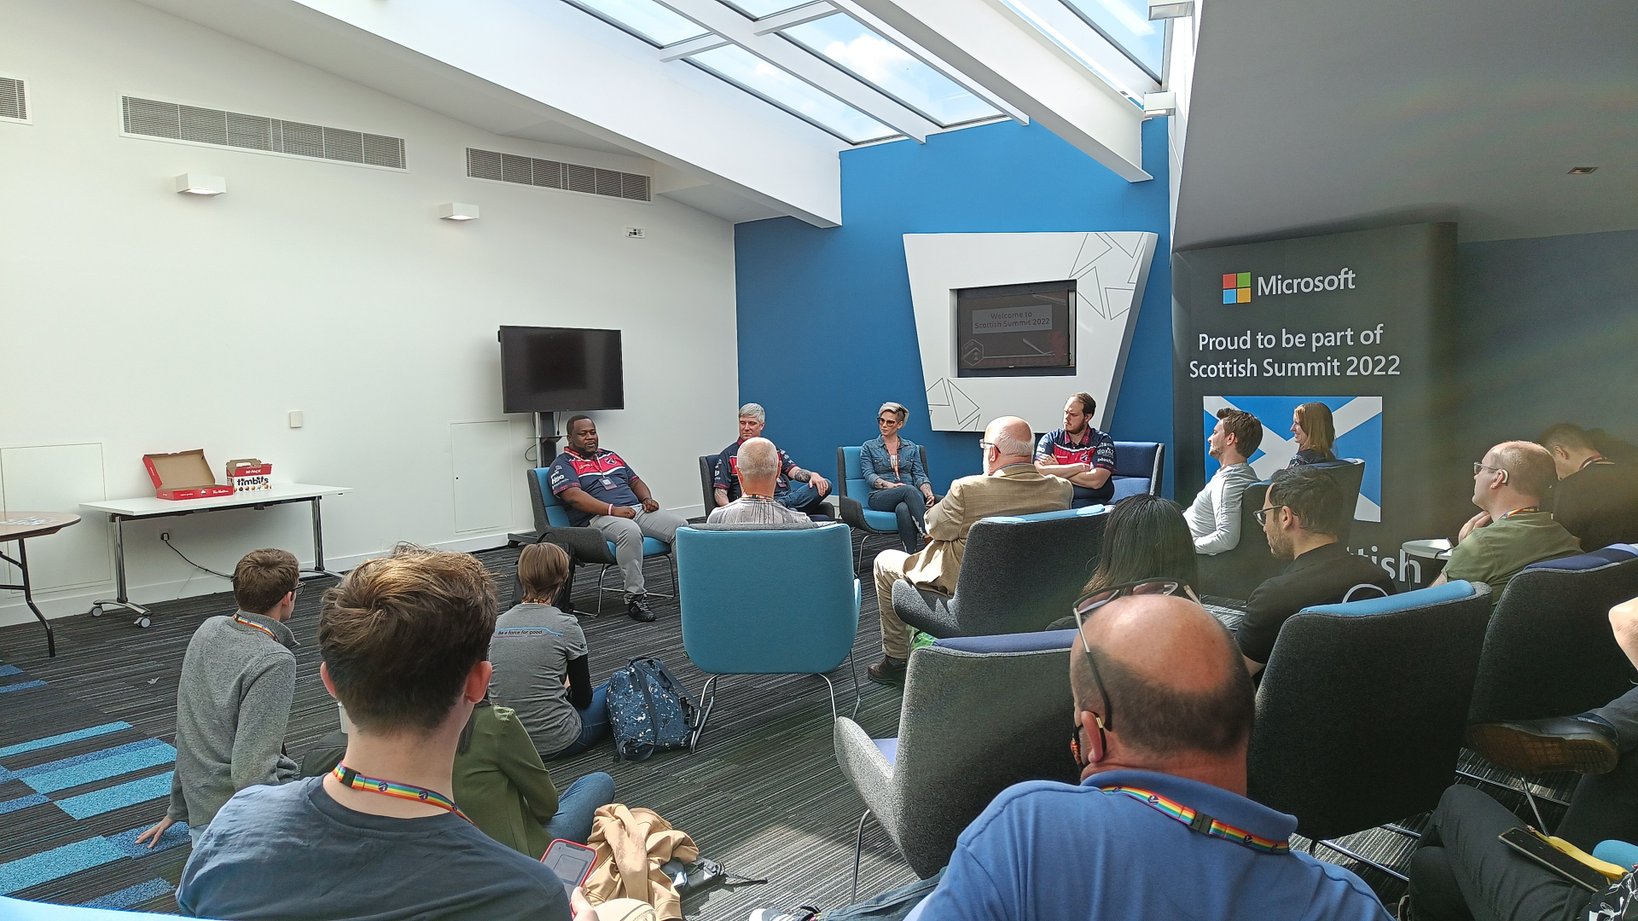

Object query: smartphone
[1499,826,1609,892]
[542,839,597,897]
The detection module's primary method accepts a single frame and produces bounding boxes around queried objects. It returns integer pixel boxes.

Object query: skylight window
[689,45,898,144]
[564,0,708,47]
[782,14,1001,127]
[1059,0,1164,79]
[720,0,813,18]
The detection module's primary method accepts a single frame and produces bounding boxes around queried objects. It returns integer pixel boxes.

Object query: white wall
[0,0,739,627]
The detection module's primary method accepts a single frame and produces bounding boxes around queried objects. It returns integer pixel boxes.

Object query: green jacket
[453,703,561,859]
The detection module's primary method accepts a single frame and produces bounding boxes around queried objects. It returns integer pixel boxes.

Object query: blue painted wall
[732,118,1174,490]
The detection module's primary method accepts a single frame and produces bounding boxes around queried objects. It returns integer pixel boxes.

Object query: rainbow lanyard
[232,614,278,641]
[1499,506,1541,521]
[1104,786,1290,854]
[332,764,472,824]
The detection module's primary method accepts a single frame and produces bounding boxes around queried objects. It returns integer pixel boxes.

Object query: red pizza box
[143,450,235,501]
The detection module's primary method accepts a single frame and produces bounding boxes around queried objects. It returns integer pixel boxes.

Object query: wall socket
[624,226,645,239]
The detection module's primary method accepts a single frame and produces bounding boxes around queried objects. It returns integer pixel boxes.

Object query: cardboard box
[225,457,273,493]
[143,450,235,501]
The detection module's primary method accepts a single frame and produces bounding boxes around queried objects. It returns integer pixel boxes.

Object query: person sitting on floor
[707,437,816,529]
[177,545,591,921]
[787,589,1391,921]
[1540,422,1638,552]
[138,548,302,848]
[712,402,831,517]
[491,541,611,759]
[1187,408,1264,556]
[1404,596,1638,921]
[1431,440,1581,596]
[1238,467,1395,676]
[867,416,1072,685]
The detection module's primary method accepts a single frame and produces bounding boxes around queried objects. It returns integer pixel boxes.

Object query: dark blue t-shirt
[548,449,642,526]
[178,776,572,921]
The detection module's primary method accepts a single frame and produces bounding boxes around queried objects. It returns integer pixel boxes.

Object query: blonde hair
[517,542,570,604]
[878,401,908,422]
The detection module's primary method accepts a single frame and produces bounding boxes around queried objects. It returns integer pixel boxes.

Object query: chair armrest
[833,718,899,829]
[839,494,867,530]
[853,579,862,616]
[534,526,616,565]
[891,580,962,637]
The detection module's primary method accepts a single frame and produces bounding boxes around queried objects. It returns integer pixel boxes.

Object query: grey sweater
[166,611,299,829]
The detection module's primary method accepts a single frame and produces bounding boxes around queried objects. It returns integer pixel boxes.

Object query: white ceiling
[1175,0,1638,248]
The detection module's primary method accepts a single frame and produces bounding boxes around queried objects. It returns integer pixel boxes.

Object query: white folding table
[80,483,350,628]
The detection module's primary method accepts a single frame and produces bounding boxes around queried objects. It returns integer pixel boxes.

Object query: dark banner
[1172,223,1457,583]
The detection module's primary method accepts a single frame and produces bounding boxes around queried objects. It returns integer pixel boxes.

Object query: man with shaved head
[867,416,1072,683]
[901,591,1391,920]
[706,437,813,529]
[1432,440,1580,596]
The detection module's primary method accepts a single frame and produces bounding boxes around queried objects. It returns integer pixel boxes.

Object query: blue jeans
[549,682,610,759]
[541,771,616,844]
[1071,483,1113,508]
[778,482,829,517]
[869,485,927,553]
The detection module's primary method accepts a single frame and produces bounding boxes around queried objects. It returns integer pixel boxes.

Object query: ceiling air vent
[466,147,652,203]
[121,96,406,169]
[0,77,27,122]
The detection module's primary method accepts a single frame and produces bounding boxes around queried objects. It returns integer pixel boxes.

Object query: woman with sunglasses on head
[861,401,936,553]
[1047,495,1199,630]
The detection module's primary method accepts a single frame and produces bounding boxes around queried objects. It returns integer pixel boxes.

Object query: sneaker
[867,655,908,685]
[1467,713,1621,774]
[626,594,656,623]
[748,908,818,921]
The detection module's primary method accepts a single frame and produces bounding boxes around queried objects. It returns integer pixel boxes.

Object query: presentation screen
[498,326,624,413]
[954,280,1076,377]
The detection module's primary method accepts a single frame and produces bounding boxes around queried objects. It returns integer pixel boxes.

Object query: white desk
[81,483,350,627]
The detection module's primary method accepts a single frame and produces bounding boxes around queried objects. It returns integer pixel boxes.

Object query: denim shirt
[861,436,931,493]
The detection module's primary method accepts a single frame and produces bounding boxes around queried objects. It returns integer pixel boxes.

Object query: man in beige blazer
[868,416,1073,683]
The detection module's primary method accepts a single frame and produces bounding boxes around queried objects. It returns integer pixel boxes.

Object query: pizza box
[143,449,235,501]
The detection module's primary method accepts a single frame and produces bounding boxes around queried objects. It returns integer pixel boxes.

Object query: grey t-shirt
[706,496,816,528]
[489,603,588,757]
[177,776,571,921]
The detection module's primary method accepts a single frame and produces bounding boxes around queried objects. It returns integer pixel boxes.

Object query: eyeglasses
[1473,462,1510,483]
[1253,505,1287,526]
[1069,579,1199,757]
[878,417,896,425]
[978,441,996,452]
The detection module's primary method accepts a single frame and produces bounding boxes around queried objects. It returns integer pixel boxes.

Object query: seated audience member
[707,437,816,528]
[868,417,1072,684]
[1187,408,1264,555]
[861,401,936,552]
[1541,422,1638,551]
[1045,494,1198,630]
[1463,595,1638,850]
[1404,597,1638,921]
[1288,401,1338,467]
[491,542,610,759]
[1237,467,1395,675]
[138,549,302,848]
[1431,440,1580,596]
[549,414,688,623]
[816,590,1392,921]
[178,546,587,921]
[712,402,831,516]
[1034,392,1117,507]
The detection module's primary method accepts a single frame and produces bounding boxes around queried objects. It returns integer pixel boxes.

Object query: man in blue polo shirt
[548,415,687,623]
[711,402,830,516]
[900,591,1390,921]
[1034,392,1117,507]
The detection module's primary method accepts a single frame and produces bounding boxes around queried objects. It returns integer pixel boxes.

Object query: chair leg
[846,654,861,718]
[851,810,871,903]
[597,563,610,615]
[819,673,838,722]
[1455,768,1570,828]
[1309,838,1410,883]
[669,553,677,596]
[691,675,719,751]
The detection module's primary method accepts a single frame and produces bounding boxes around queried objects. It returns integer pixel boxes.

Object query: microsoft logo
[1222,272,1251,305]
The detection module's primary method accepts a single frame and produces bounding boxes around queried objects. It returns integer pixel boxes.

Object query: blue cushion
[1594,840,1638,869]
[874,737,898,765]
[1526,546,1638,572]
[605,537,670,558]
[1303,580,1475,617]
[990,505,1107,525]
[0,897,195,920]
[934,629,1078,654]
[1109,477,1152,502]
[1112,441,1161,477]
[861,508,900,531]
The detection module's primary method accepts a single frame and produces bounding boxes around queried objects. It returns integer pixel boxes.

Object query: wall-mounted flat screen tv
[954,280,1076,377]
[499,326,624,413]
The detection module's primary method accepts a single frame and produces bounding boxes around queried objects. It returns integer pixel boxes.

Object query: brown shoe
[867,655,908,685]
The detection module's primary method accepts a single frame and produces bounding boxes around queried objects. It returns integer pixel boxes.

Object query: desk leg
[90,514,152,627]
[1,539,56,658]
[306,497,343,580]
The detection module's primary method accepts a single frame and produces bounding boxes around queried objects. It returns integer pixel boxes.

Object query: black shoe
[1467,714,1620,774]
[626,594,656,623]
[867,655,907,685]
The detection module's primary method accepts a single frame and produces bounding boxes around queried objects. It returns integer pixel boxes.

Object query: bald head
[736,437,780,495]
[1072,594,1254,762]
[983,416,1036,472]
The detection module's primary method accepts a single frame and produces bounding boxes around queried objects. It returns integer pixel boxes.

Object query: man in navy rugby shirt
[1034,392,1117,507]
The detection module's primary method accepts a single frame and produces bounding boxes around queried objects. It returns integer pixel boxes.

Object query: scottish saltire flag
[1202,395,1383,522]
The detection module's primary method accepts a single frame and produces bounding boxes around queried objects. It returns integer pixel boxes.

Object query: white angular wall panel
[904,232,1156,432]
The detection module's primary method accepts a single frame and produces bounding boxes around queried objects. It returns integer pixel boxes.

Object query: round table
[1,511,81,657]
